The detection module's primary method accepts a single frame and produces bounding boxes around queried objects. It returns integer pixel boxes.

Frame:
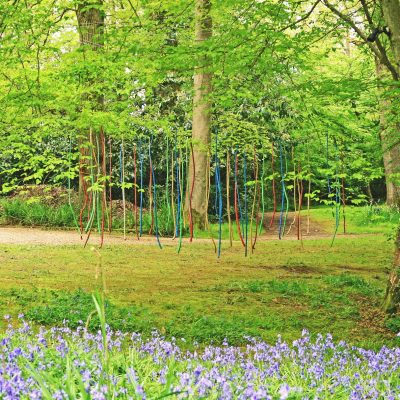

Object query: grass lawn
[0,233,397,349]
[307,205,400,235]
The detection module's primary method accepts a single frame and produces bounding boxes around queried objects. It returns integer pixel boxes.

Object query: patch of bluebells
[0,316,400,399]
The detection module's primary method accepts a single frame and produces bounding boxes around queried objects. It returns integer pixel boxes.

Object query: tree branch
[360,0,390,70]
[279,0,322,32]
[323,0,398,80]
[126,0,143,27]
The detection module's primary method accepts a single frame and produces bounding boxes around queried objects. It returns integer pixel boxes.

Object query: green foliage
[322,274,379,296]
[0,197,176,235]
[0,199,77,227]
[266,280,311,296]
[0,0,390,206]
[18,288,291,344]
[11,283,368,345]
[308,206,399,235]
[26,289,157,334]
[385,316,400,333]
[110,204,176,237]
[357,205,400,226]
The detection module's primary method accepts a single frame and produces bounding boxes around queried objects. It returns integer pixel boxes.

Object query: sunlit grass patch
[0,231,395,348]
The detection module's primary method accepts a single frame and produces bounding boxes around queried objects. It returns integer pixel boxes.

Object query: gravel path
[0,226,179,246]
[0,226,234,246]
[0,224,368,246]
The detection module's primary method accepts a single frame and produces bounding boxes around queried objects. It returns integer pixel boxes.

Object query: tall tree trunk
[381,0,400,74]
[186,0,212,229]
[375,59,400,206]
[76,1,105,49]
[381,0,400,206]
[379,1,400,318]
[76,1,105,199]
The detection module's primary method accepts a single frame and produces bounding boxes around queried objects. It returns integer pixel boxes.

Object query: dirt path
[0,226,159,246]
[262,211,329,238]
[0,212,373,246]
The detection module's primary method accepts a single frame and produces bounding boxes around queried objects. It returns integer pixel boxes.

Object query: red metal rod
[297,161,304,241]
[234,152,245,247]
[269,143,277,228]
[341,148,346,234]
[148,160,154,235]
[133,144,139,240]
[79,146,87,239]
[252,148,260,252]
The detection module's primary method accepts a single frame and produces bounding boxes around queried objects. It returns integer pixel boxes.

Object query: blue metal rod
[175,139,181,239]
[278,142,285,240]
[244,152,248,257]
[215,133,223,258]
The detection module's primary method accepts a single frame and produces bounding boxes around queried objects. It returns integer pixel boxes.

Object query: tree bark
[375,59,400,206]
[76,0,105,107]
[381,1,400,315]
[381,0,400,75]
[383,227,400,313]
[76,1,105,49]
[380,0,400,206]
[186,0,212,229]
[76,1,105,200]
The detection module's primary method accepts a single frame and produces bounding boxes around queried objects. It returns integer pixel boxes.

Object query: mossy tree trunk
[383,227,400,313]
[380,0,400,206]
[75,1,105,200]
[76,1,105,49]
[375,59,400,206]
[381,0,400,314]
[186,0,212,229]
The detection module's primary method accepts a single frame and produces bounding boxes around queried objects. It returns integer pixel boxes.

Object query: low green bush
[0,197,177,235]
